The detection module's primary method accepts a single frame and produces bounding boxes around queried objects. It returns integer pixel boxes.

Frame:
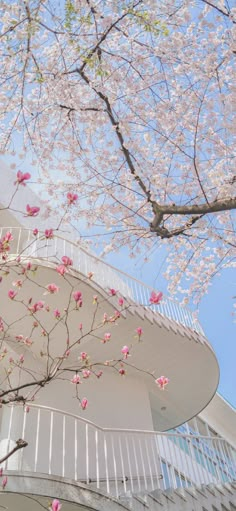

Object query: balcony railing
[0,405,235,498]
[0,226,204,336]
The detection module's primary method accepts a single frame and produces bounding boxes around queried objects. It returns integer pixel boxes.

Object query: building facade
[0,165,235,510]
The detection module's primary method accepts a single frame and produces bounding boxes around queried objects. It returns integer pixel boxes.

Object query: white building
[0,164,235,510]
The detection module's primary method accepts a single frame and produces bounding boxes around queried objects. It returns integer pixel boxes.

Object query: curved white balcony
[0,226,219,431]
[0,226,204,335]
[1,404,235,499]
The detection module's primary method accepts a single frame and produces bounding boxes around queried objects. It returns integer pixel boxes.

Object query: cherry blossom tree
[0,0,235,304]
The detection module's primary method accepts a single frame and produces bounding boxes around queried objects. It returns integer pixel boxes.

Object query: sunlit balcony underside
[0,241,219,431]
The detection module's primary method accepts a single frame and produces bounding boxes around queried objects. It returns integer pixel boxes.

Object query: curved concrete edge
[0,471,130,511]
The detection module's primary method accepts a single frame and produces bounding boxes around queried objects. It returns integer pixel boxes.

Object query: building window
[161,460,171,489]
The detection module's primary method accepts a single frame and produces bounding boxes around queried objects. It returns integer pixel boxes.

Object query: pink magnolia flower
[103,332,111,343]
[136,327,143,337]
[53,308,61,319]
[2,476,7,489]
[67,192,78,205]
[61,256,73,266]
[8,289,17,300]
[121,346,129,359]
[3,231,13,243]
[81,398,88,410]
[149,291,163,305]
[24,337,33,346]
[44,228,54,239]
[33,228,38,236]
[15,170,31,186]
[46,283,59,294]
[56,264,67,276]
[103,313,108,323]
[12,279,23,288]
[28,301,44,313]
[73,291,82,303]
[110,310,120,322]
[71,374,80,384]
[80,351,87,361]
[0,318,4,331]
[26,204,40,217]
[155,376,169,390]
[109,288,117,296]
[16,334,24,341]
[50,499,62,511]
[82,369,91,379]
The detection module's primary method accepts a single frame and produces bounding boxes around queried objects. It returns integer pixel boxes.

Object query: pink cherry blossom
[118,297,124,306]
[67,192,78,205]
[8,289,17,300]
[0,468,3,477]
[79,323,83,330]
[109,288,117,296]
[96,370,103,378]
[2,476,7,489]
[50,499,62,511]
[33,228,38,236]
[61,256,73,266]
[53,309,61,319]
[71,374,80,384]
[26,261,32,270]
[121,346,129,359]
[44,228,54,239]
[46,283,59,294]
[149,291,163,305]
[155,376,169,390]
[19,354,24,363]
[81,398,88,410]
[15,170,31,185]
[136,327,143,337]
[80,351,87,361]
[25,204,40,217]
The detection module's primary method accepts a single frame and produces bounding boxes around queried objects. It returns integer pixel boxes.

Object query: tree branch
[0,438,28,465]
